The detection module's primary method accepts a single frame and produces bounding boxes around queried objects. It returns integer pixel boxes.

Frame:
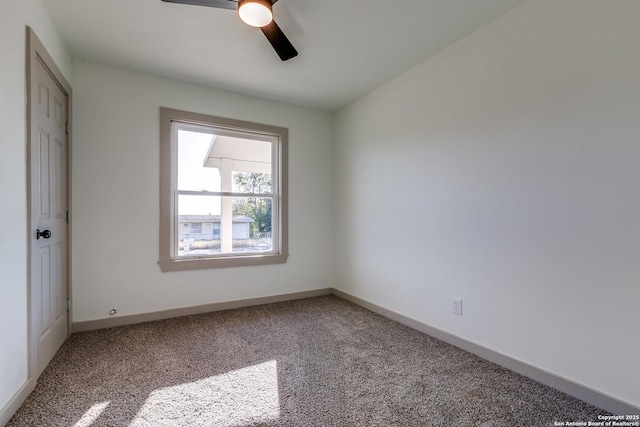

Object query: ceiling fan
[161,0,298,61]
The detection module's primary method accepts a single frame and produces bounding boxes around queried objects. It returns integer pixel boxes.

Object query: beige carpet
[8,295,607,426]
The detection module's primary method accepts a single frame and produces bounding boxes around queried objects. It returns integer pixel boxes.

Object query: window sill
[158,252,289,272]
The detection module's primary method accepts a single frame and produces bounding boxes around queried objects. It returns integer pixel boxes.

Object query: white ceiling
[42,0,527,111]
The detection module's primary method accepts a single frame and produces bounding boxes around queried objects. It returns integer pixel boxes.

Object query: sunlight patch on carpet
[72,401,110,427]
[129,360,280,426]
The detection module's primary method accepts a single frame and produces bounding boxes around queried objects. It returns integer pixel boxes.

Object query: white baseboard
[72,288,333,333]
[0,377,35,427]
[331,288,639,416]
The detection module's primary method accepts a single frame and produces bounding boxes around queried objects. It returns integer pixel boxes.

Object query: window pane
[177,195,221,257]
[177,130,221,192]
[232,196,273,253]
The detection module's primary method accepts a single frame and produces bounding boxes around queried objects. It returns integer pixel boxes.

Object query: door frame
[25,26,73,381]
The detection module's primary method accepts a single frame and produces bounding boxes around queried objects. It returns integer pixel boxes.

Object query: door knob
[36,229,51,239]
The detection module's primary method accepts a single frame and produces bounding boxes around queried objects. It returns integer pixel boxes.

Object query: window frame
[159,107,288,271]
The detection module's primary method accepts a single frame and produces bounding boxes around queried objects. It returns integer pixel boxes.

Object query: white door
[30,53,69,377]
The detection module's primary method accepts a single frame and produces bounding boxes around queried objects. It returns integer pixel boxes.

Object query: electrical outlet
[452,298,463,316]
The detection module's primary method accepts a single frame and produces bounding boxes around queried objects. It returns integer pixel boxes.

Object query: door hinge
[66,210,69,224]
[66,299,71,312]
[65,121,69,135]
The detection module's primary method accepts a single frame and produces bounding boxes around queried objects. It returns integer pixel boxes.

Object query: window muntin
[159,108,288,271]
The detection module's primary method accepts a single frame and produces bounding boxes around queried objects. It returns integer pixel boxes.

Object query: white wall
[334,0,640,409]
[0,0,71,415]
[70,61,333,322]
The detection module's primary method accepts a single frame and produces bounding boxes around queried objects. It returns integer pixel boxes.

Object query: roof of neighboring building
[178,215,253,223]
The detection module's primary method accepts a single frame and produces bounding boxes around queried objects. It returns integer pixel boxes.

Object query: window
[159,108,288,271]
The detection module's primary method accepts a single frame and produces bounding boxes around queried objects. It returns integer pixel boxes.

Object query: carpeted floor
[8,295,607,426]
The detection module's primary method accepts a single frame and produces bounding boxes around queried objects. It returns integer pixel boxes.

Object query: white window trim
[159,107,288,271]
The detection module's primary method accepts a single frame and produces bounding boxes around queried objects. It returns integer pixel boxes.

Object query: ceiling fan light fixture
[238,0,273,28]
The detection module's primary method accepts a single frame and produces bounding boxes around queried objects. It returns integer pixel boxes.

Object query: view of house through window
[175,126,276,258]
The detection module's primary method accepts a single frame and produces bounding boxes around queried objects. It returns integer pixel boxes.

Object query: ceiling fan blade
[161,0,237,10]
[260,20,298,61]
[160,0,276,9]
